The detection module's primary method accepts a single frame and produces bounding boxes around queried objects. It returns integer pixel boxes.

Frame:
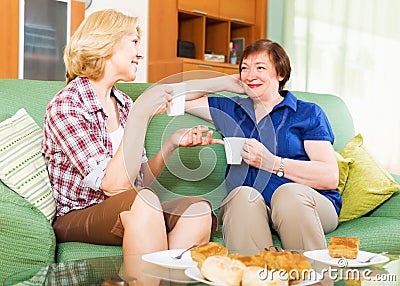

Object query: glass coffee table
[5,252,399,285]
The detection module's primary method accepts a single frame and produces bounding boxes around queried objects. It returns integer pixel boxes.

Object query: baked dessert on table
[257,250,312,284]
[228,253,266,268]
[328,236,360,259]
[242,266,288,286]
[190,242,313,285]
[200,255,246,286]
[190,241,228,268]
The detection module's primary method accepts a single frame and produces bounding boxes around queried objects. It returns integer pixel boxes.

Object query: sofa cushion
[0,183,56,283]
[369,191,400,218]
[338,134,400,222]
[57,242,123,262]
[292,91,355,151]
[0,108,56,222]
[325,216,400,254]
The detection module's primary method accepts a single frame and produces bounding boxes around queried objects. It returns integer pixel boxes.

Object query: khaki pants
[219,183,338,251]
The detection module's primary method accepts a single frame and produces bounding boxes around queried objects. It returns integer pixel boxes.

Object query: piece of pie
[328,236,360,259]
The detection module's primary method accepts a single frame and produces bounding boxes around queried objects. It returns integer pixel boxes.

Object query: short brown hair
[239,39,291,92]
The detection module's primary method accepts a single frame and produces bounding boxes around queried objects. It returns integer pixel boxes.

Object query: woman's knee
[220,186,267,227]
[222,186,263,208]
[181,201,212,230]
[182,201,212,216]
[271,183,313,207]
[131,188,162,211]
[172,201,213,242]
[121,188,163,225]
[270,183,317,226]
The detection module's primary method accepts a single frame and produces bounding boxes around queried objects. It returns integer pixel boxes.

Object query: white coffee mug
[167,83,186,116]
[223,137,246,165]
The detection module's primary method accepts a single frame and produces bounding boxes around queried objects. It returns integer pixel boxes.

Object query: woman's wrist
[165,136,179,152]
[273,156,281,173]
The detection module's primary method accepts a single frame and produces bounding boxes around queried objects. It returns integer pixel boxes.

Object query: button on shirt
[208,90,342,214]
[42,77,147,216]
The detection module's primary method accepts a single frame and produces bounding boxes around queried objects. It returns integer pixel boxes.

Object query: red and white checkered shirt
[42,77,146,216]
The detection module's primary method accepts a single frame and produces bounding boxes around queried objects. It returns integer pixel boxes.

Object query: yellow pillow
[336,152,352,195]
[338,134,400,222]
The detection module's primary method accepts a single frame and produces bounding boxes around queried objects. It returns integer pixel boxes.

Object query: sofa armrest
[0,182,56,283]
[368,173,400,218]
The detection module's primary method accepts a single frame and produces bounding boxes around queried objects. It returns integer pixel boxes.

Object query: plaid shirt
[42,77,146,216]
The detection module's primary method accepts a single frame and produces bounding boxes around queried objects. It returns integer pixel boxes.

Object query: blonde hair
[64,9,141,83]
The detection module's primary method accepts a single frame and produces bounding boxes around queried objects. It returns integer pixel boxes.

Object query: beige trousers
[219,183,339,251]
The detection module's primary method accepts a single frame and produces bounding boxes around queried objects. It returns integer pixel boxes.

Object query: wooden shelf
[149,0,266,82]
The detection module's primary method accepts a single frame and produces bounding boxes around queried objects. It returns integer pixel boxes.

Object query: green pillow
[338,134,400,222]
[336,152,352,195]
[0,108,56,222]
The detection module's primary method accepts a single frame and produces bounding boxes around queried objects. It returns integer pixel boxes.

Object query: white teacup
[167,83,186,116]
[223,137,246,165]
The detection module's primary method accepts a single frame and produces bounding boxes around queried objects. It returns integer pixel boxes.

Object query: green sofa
[1,79,399,283]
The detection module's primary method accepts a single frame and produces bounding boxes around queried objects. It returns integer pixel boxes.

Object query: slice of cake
[328,236,360,259]
[228,253,266,268]
[257,250,312,284]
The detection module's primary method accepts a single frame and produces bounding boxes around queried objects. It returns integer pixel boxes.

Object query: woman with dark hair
[183,39,341,251]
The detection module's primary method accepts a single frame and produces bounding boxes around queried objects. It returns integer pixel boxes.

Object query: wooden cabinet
[219,0,256,23]
[0,0,19,78]
[178,0,219,18]
[0,0,84,79]
[183,59,238,74]
[149,0,266,82]
[71,0,85,37]
[181,59,238,80]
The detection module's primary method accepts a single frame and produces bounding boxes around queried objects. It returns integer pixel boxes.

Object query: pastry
[200,255,246,286]
[257,250,312,284]
[328,236,360,259]
[190,242,228,267]
[228,253,267,267]
[242,266,289,286]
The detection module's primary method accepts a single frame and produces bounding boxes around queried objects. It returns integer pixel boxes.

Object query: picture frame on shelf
[232,38,245,62]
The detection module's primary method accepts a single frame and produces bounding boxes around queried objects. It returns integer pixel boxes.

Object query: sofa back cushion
[292,91,355,151]
[0,79,64,128]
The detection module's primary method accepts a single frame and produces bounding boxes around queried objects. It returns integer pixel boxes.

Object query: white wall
[86,0,149,82]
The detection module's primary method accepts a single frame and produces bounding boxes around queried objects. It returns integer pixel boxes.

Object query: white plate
[184,267,225,286]
[303,249,390,268]
[142,249,197,269]
[143,266,196,283]
[184,267,323,286]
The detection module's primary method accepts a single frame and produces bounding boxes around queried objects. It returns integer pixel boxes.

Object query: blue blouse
[208,90,342,214]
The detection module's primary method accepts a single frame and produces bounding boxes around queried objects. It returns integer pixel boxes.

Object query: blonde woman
[42,9,218,257]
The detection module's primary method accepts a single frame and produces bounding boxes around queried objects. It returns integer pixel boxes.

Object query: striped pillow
[0,108,56,222]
